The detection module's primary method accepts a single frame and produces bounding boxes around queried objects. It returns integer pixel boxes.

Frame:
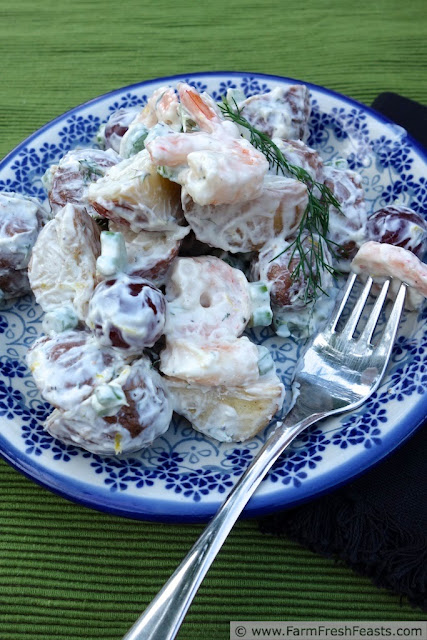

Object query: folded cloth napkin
[259,94,427,612]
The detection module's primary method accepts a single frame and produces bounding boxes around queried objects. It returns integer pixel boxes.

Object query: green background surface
[0,1,426,638]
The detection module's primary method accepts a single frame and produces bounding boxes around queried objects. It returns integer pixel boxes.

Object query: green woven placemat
[1,460,423,640]
[1,1,426,638]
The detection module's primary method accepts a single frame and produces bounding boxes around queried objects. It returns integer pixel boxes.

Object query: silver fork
[122,274,407,640]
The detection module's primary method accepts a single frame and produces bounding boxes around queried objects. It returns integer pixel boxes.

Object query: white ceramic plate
[0,72,425,522]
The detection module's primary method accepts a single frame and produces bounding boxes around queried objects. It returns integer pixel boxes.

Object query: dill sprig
[78,159,104,183]
[219,97,342,302]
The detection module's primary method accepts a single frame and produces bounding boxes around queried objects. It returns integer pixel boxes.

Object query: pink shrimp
[135,86,181,130]
[351,241,427,310]
[177,83,238,136]
[163,255,251,341]
[146,83,269,206]
[159,255,261,387]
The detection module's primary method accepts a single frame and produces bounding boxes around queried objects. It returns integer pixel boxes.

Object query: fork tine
[358,279,391,345]
[340,275,373,340]
[330,272,357,333]
[375,282,407,358]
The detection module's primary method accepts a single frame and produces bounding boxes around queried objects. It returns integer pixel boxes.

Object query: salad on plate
[1,80,426,460]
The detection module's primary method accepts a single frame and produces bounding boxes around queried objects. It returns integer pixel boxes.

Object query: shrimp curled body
[146,83,269,206]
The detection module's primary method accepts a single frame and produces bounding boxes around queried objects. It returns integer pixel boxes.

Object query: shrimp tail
[177,83,221,132]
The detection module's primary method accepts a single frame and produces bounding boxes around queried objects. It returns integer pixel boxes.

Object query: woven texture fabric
[0,1,426,638]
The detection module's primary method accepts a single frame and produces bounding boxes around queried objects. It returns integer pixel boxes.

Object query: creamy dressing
[119,122,150,158]
[100,106,142,153]
[46,148,120,215]
[365,204,427,258]
[323,164,368,266]
[26,330,126,411]
[28,203,101,320]
[253,236,336,339]
[230,85,311,142]
[0,191,49,298]
[272,138,324,182]
[87,149,182,232]
[42,306,79,336]
[86,273,166,352]
[274,291,337,340]
[181,174,308,253]
[44,357,173,455]
[108,221,190,287]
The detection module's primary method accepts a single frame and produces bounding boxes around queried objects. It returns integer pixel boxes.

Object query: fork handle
[122,412,324,640]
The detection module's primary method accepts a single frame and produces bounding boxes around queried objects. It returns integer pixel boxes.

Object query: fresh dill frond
[219,97,342,302]
[78,159,104,183]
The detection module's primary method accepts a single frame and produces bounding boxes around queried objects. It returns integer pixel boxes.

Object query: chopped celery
[92,383,127,418]
[42,307,79,336]
[96,231,128,277]
[120,123,149,158]
[324,157,348,170]
[257,345,274,376]
[248,281,273,327]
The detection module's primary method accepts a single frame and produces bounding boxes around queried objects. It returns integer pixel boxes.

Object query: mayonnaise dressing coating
[20,80,426,454]
[101,106,142,153]
[26,330,125,411]
[0,191,49,298]
[252,235,336,339]
[161,336,261,387]
[46,148,120,215]
[42,307,79,337]
[44,357,173,455]
[163,256,251,342]
[119,122,150,159]
[87,149,183,232]
[351,241,427,310]
[86,273,166,353]
[231,85,311,142]
[272,139,324,182]
[365,205,427,258]
[28,203,101,320]
[323,164,368,265]
[182,174,308,253]
[167,364,284,443]
[109,221,190,286]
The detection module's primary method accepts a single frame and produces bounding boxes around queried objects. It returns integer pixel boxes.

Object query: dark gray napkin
[258,94,427,611]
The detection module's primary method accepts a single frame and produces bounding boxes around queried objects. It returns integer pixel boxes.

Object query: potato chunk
[88,149,183,232]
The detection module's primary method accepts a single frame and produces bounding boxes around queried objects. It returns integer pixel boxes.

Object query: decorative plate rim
[1,409,425,523]
[0,71,426,523]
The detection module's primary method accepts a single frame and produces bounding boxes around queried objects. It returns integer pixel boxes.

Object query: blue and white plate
[0,72,426,523]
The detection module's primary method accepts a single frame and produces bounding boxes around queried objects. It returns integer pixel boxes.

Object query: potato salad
[1,81,426,455]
